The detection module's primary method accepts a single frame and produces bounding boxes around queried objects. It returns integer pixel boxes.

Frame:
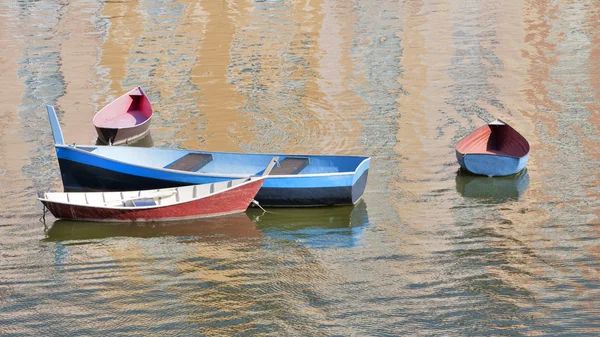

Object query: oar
[249,157,280,213]
[103,190,177,206]
[262,156,280,176]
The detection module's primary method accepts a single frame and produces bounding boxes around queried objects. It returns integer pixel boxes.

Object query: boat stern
[463,153,528,177]
[351,157,370,204]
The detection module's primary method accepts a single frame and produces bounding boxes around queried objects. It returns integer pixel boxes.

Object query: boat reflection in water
[94,130,154,147]
[246,200,370,249]
[455,168,530,203]
[44,212,261,243]
[44,201,370,248]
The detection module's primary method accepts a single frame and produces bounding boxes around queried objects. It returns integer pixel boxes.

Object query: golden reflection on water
[310,0,365,154]
[57,0,106,145]
[0,4,27,190]
[391,0,457,274]
[583,2,600,210]
[99,0,141,98]
[186,0,253,151]
[0,0,599,334]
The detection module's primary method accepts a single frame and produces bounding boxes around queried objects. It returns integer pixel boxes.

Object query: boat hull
[456,151,528,177]
[95,122,151,146]
[455,120,530,177]
[57,156,369,207]
[41,179,264,222]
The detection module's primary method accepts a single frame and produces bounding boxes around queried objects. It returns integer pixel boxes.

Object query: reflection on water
[0,0,599,335]
[455,168,530,203]
[44,213,259,243]
[95,131,154,147]
[248,200,370,249]
[43,201,370,249]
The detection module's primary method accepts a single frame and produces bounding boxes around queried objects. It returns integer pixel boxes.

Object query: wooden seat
[132,198,156,207]
[269,157,309,175]
[164,153,213,172]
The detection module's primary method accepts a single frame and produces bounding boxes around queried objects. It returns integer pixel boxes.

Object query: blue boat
[455,120,530,177]
[46,105,370,207]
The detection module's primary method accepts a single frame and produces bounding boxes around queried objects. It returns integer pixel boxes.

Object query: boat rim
[92,86,153,129]
[38,176,265,210]
[459,152,527,160]
[56,144,370,179]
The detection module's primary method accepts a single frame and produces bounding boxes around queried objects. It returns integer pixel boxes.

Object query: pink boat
[38,177,266,222]
[93,87,153,145]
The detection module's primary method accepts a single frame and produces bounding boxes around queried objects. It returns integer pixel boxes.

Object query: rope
[251,199,266,213]
[39,203,48,225]
[250,200,279,215]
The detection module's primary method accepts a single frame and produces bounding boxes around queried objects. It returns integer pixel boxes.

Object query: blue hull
[456,151,529,177]
[57,157,369,207]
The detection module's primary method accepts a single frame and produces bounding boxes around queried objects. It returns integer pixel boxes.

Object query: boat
[93,87,153,145]
[46,105,371,207]
[455,119,530,176]
[38,176,267,222]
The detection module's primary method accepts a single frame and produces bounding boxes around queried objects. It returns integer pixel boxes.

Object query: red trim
[456,123,529,157]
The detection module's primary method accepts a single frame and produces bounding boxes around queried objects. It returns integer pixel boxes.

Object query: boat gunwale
[56,144,369,179]
[39,177,264,211]
[455,121,530,158]
[92,87,153,130]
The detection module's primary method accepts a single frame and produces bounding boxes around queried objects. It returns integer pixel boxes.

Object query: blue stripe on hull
[460,153,529,177]
[58,159,366,207]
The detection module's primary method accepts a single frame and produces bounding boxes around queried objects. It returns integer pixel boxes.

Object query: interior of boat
[40,178,252,208]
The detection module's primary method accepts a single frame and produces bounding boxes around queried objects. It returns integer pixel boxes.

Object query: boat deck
[100,109,148,128]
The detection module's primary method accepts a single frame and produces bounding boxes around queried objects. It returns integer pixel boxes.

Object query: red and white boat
[455,119,530,176]
[38,177,266,222]
[93,87,153,145]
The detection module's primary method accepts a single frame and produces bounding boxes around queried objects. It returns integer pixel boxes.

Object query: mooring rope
[38,203,48,225]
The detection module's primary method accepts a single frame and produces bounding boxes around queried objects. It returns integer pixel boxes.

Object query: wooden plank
[132,198,156,207]
[269,157,309,175]
[164,153,213,172]
[262,157,279,176]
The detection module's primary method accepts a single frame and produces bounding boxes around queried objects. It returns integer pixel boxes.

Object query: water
[1,0,599,335]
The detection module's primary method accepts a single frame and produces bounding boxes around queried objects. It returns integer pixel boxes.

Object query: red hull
[41,179,264,222]
[455,120,529,157]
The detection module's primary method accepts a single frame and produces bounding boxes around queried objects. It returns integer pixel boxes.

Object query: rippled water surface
[1,0,599,335]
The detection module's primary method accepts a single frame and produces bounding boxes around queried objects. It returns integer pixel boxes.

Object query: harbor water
[0,0,598,335]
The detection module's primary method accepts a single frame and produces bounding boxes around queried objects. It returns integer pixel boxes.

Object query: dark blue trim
[255,186,352,207]
[59,159,196,191]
